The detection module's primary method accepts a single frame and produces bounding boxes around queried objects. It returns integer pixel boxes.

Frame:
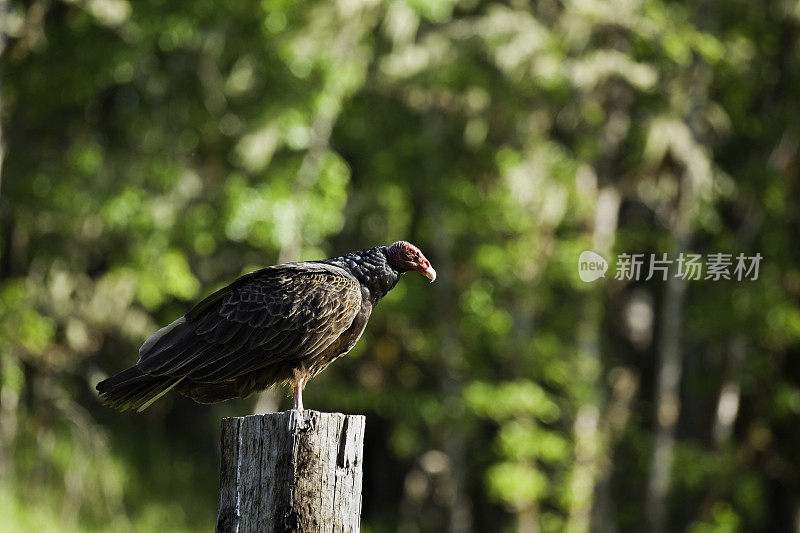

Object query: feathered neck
[323,246,400,304]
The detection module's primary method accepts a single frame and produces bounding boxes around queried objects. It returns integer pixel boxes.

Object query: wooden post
[216,410,366,533]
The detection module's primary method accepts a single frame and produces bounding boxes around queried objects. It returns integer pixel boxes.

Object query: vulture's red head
[387,241,436,282]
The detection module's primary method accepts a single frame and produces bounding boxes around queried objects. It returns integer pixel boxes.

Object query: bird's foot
[289,378,307,433]
[289,409,302,433]
[288,408,315,433]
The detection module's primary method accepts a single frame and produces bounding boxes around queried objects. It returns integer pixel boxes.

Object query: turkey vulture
[96,241,436,412]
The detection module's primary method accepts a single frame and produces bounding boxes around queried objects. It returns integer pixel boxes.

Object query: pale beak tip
[423,266,437,283]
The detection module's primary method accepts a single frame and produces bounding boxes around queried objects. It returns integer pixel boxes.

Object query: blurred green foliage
[1,0,799,531]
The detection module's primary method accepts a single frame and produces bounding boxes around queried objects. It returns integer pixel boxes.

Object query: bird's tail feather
[96,366,184,412]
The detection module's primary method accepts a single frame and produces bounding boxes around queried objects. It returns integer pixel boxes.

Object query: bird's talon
[288,409,302,433]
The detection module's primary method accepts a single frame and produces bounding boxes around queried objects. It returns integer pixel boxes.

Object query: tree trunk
[216,410,365,533]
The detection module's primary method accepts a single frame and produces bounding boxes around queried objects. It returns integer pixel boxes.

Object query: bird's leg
[293,378,305,411]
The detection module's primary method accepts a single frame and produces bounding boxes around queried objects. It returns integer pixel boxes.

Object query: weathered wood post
[216,410,365,532]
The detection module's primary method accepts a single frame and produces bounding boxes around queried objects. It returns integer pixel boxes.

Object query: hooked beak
[420,264,437,283]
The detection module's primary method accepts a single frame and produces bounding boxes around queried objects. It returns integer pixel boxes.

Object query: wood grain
[216,411,365,533]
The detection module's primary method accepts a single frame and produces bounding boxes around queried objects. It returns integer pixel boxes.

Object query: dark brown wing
[136,263,362,382]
